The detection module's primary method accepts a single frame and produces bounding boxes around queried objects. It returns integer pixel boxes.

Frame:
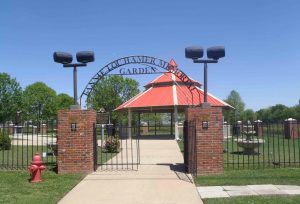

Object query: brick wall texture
[186,106,224,175]
[57,109,96,173]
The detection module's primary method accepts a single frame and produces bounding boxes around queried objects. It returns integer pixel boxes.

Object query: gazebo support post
[138,112,141,137]
[174,106,179,140]
[128,108,132,139]
[170,112,173,136]
[155,112,157,136]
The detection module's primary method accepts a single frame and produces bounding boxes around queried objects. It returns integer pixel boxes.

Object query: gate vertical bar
[93,123,98,171]
[183,121,188,171]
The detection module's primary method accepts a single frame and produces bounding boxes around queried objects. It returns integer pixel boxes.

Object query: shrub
[103,137,120,153]
[0,132,11,150]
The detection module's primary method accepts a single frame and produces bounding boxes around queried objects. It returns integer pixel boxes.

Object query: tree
[241,109,256,121]
[87,76,140,122]
[56,93,74,110]
[141,113,163,126]
[256,108,272,122]
[270,104,294,122]
[0,73,22,123]
[223,90,245,122]
[291,105,300,121]
[22,82,57,121]
[255,104,298,122]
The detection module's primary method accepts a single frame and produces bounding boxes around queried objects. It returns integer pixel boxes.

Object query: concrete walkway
[198,185,300,199]
[59,138,202,204]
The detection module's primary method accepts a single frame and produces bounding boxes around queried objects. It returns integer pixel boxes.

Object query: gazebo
[115,59,231,140]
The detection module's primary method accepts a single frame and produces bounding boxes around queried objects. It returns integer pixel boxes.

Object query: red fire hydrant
[28,152,46,183]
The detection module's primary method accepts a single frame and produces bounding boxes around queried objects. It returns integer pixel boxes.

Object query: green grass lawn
[176,132,300,169]
[203,195,300,204]
[197,168,300,204]
[176,133,300,186]
[224,135,300,169]
[97,146,117,165]
[0,145,56,169]
[141,126,173,136]
[0,170,84,204]
[0,144,118,170]
[177,130,300,203]
[195,168,300,186]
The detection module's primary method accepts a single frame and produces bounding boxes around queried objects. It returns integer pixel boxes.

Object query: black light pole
[74,66,77,105]
[185,46,225,106]
[63,63,87,105]
[53,51,95,109]
[204,62,207,103]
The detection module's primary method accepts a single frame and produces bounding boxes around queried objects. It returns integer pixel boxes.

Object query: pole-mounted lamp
[185,46,225,107]
[53,51,95,109]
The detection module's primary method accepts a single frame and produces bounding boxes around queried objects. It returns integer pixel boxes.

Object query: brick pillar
[284,118,298,140]
[254,120,263,138]
[186,106,224,175]
[57,109,96,173]
[41,123,48,135]
[8,123,14,135]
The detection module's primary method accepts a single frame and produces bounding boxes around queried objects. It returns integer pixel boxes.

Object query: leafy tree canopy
[292,105,300,121]
[224,90,245,113]
[223,89,299,123]
[256,104,297,122]
[87,75,140,122]
[0,73,22,123]
[241,109,256,121]
[56,93,74,110]
[224,90,245,122]
[22,82,57,121]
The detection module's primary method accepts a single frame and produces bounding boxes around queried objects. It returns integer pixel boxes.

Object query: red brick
[57,109,96,174]
[186,106,224,175]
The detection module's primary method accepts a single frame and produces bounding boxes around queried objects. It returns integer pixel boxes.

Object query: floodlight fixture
[185,46,204,59]
[185,45,225,106]
[53,51,95,108]
[207,46,225,60]
[53,52,73,64]
[76,51,95,63]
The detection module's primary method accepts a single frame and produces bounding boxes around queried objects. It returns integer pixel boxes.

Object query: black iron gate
[93,123,98,171]
[93,125,140,171]
[184,120,197,176]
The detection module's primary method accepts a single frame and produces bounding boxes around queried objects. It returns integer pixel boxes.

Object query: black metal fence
[0,121,57,170]
[223,121,300,169]
[94,125,140,171]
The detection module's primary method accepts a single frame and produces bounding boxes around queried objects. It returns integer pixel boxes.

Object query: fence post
[284,118,298,140]
[254,120,263,138]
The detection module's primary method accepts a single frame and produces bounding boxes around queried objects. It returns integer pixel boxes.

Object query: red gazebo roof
[144,59,201,88]
[115,59,232,111]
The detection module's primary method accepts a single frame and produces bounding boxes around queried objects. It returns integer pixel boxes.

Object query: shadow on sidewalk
[156,163,194,183]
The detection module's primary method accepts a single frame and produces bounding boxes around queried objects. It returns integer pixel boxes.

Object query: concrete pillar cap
[285,118,296,121]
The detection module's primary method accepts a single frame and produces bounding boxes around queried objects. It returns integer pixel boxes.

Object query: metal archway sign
[80,55,200,106]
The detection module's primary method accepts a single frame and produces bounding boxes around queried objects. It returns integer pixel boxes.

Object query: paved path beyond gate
[59,137,203,204]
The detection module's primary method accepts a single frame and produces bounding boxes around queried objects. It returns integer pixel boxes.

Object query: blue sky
[1,0,300,110]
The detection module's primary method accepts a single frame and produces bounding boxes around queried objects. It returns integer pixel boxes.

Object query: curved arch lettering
[80,55,200,106]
